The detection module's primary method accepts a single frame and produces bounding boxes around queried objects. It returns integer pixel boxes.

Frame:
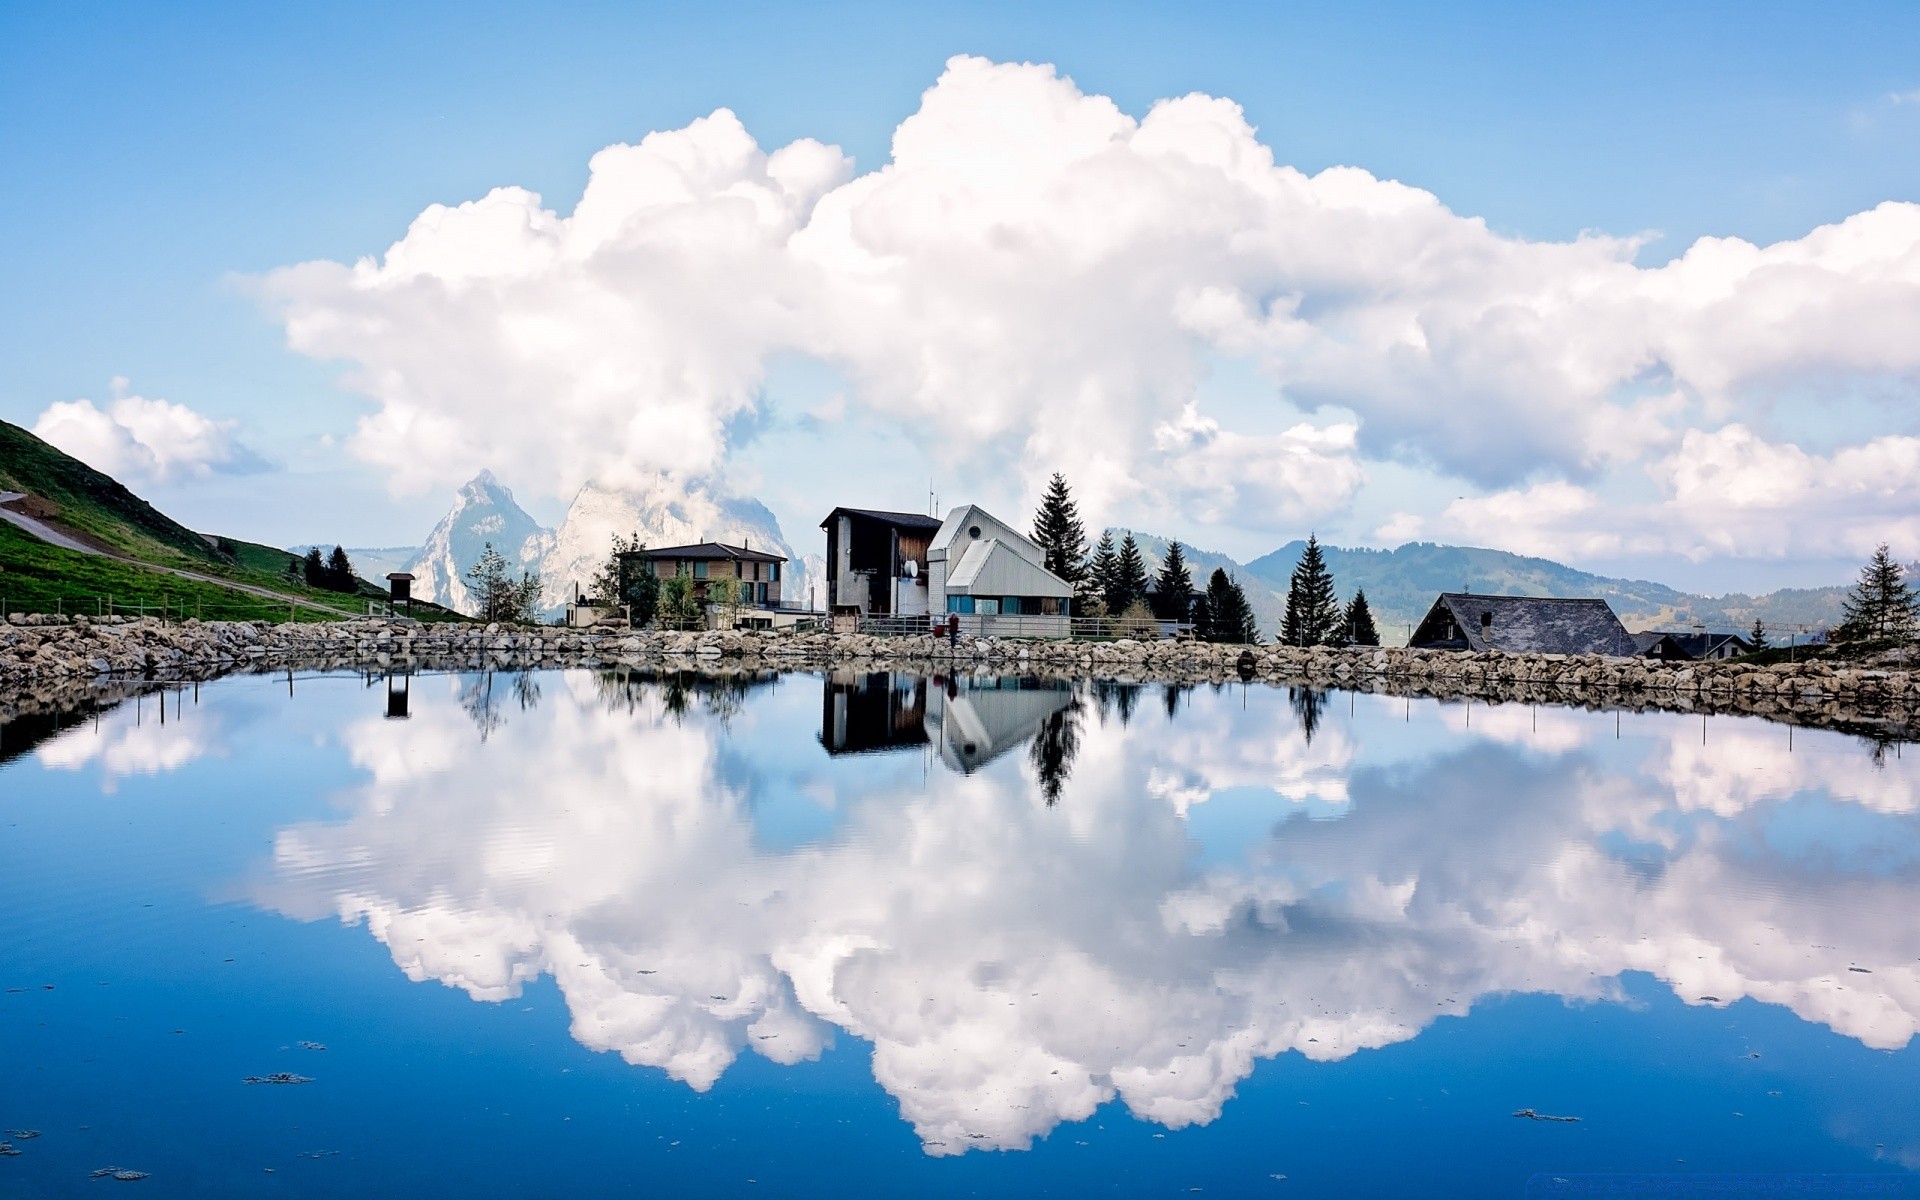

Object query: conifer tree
[1837,544,1920,642]
[1030,473,1088,588]
[1152,540,1194,622]
[1189,592,1214,642]
[1281,534,1341,646]
[1085,531,1118,614]
[1748,618,1769,651]
[325,545,356,593]
[303,546,325,589]
[1111,533,1150,615]
[1202,568,1259,644]
[1344,589,1381,646]
[464,542,543,623]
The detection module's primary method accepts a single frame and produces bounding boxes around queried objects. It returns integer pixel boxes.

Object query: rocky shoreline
[3,615,1917,741]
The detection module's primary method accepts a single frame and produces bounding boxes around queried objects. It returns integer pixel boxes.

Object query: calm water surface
[3,668,1918,1197]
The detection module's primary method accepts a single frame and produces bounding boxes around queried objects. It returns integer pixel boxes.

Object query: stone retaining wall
[3,615,1916,740]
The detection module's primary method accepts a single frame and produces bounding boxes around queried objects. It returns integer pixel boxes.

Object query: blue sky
[3,1,1918,590]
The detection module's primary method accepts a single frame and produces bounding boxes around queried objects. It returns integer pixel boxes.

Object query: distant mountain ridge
[403,471,548,615]
[403,471,808,617]
[1120,532,1852,641]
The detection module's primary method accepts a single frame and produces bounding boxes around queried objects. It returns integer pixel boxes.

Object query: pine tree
[1111,534,1150,616]
[1030,473,1088,588]
[1151,540,1194,622]
[1748,618,1769,650]
[1085,531,1118,614]
[1189,592,1214,643]
[325,545,356,593]
[302,546,325,588]
[1281,534,1340,646]
[1344,589,1381,646]
[1837,544,1920,642]
[1202,568,1259,644]
[465,543,512,621]
[464,542,540,623]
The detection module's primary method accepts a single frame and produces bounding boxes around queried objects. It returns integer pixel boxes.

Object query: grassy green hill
[0,419,225,564]
[0,417,398,619]
[0,521,342,621]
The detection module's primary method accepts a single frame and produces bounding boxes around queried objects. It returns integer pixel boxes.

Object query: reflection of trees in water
[591,667,774,726]
[1028,692,1086,806]
[1090,680,1142,727]
[459,670,544,741]
[1161,683,1191,720]
[1289,687,1328,745]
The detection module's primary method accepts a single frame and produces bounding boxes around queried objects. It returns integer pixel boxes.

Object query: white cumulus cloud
[33,378,262,483]
[261,56,1920,554]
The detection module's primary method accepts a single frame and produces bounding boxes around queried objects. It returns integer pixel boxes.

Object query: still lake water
[3,667,1918,1197]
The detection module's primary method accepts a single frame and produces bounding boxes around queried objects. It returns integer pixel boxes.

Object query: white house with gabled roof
[927,504,1074,636]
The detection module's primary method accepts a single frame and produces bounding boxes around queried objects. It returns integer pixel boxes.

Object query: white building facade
[926,505,1075,637]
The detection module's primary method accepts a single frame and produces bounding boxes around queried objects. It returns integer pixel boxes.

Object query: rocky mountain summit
[403,472,806,616]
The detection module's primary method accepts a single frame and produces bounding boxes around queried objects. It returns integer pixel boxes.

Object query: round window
[968,525,981,538]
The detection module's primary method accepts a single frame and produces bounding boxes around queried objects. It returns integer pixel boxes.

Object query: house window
[770,563,780,582]
[947,596,975,615]
[975,597,1000,616]
[694,561,709,579]
[756,582,768,605]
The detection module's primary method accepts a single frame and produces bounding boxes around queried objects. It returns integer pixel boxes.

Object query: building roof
[946,537,1075,598]
[1639,631,1753,659]
[385,572,416,580]
[819,506,945,531]
[1411,593,1638,656]
[630,541,786,564]
[930,504,1048,564]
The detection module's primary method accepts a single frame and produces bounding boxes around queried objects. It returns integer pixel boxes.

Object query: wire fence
[0,592,361,624]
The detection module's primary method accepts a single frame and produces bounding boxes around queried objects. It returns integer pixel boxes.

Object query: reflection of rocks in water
[820,672,929,756]
[928,676,1077,775]
[1512,1108,1581,1123]
[244,1073,315,1085]
[1289,687,1328,744]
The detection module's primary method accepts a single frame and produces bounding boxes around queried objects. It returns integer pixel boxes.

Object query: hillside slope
[1247,540,1848,634]
[0,419,221,564]
[1,418,384,618]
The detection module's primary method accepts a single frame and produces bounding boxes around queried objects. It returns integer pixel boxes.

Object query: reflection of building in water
[929,676,1077,773]
[820,672,929,755]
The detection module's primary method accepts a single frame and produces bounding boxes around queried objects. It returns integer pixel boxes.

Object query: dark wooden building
[820,507,942,622]
[1408,592,1639,657]
[819,672,929,756]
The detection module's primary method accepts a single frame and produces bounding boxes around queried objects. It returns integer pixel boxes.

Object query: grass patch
[0,521,353,623]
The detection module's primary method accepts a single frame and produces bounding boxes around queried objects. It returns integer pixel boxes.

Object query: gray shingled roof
[1411,593,1638,656]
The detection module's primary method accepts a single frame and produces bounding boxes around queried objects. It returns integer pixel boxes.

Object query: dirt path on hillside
[1,491,351,615]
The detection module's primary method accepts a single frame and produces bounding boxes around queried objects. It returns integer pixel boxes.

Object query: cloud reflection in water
[254,669,1920,1154]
